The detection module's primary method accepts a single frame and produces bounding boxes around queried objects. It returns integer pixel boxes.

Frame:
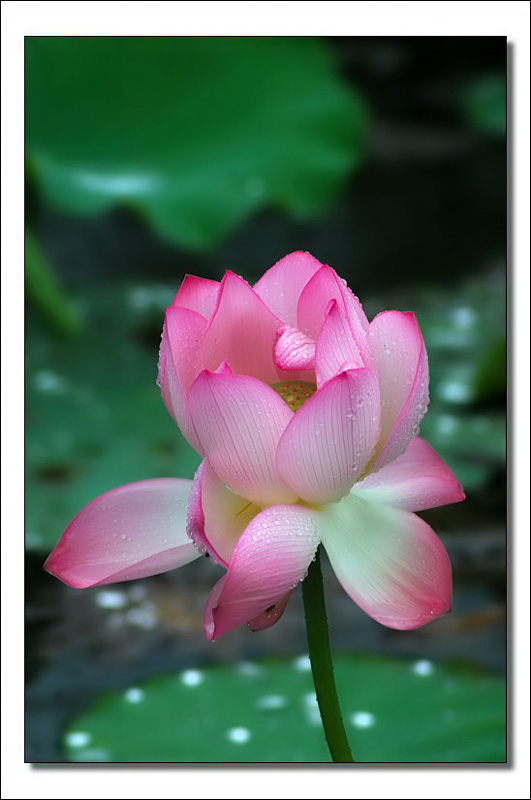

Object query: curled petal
[158,306,207,452]
[187,459,260,567]
[248,591,292,632]
[320,492,452,630]
[274,325,316,372]
[198,271,283,384]
[254,251,324,327]
[368,311,429,472]
[276,368,381,504]
[315,299,365,386]
[172,274,221,320]
[189,370,297,506]
[44,479,200,589]
[356,437,465,511]
[297,266,370,363]
[204,505,321,640]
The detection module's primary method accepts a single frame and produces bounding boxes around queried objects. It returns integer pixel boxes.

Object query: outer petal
[315,299,365,386]
[157,306,207,452]
[320,492,452,630]
[203,505,321,640]
[44,479,200,589]
[368,311,429,472]
[297,266,371,364]
[197,271,283,384]
[187,459,260,567]
[248,591,292,632]
[188,370,297,506]
[274,325,316,372]
[172,274,221,320]
[355,437,465,511]
[254,251,324,327]
[276,368,381,504]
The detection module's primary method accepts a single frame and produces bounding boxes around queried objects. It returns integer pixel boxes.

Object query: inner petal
[274,325,316,372]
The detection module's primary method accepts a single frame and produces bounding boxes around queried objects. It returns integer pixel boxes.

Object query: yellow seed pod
[270,380,317,412]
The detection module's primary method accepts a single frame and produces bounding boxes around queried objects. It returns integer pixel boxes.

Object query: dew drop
[180,669,204,687]
[34,370,69,394]
[95,590,127,610]
[302,692,322,725]
[124,687,144,703]
[350,711,375,729]
[226,726,251,744]
[126,604,158,630]
[256,694,287,711]
[65,731,92,748]
[293,654,312,672]
[236,661,263,678]
[71,747,110,762]
[412,659,434,676]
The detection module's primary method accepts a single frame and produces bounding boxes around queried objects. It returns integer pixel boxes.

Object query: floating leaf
[25,37,366,250]
[63,654,506,763]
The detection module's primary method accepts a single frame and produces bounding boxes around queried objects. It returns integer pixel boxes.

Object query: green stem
[302,547,355,763]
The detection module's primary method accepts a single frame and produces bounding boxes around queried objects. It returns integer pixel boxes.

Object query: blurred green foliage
[25,37,366,251]
[460,73,506,136]
[25,283,201,551]
[25,228,81,337]
[64,653,506,763]
[473,336,506,402]
[415,273,506,490]
[366,271,506,492]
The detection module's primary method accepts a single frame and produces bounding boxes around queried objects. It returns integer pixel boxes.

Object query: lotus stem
[302,546,355,763]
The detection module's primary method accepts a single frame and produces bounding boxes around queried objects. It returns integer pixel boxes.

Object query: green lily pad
[63,654,506,763]
[25,37,366,251]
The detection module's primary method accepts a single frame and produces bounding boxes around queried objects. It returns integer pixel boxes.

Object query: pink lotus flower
[45,252,464,639]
